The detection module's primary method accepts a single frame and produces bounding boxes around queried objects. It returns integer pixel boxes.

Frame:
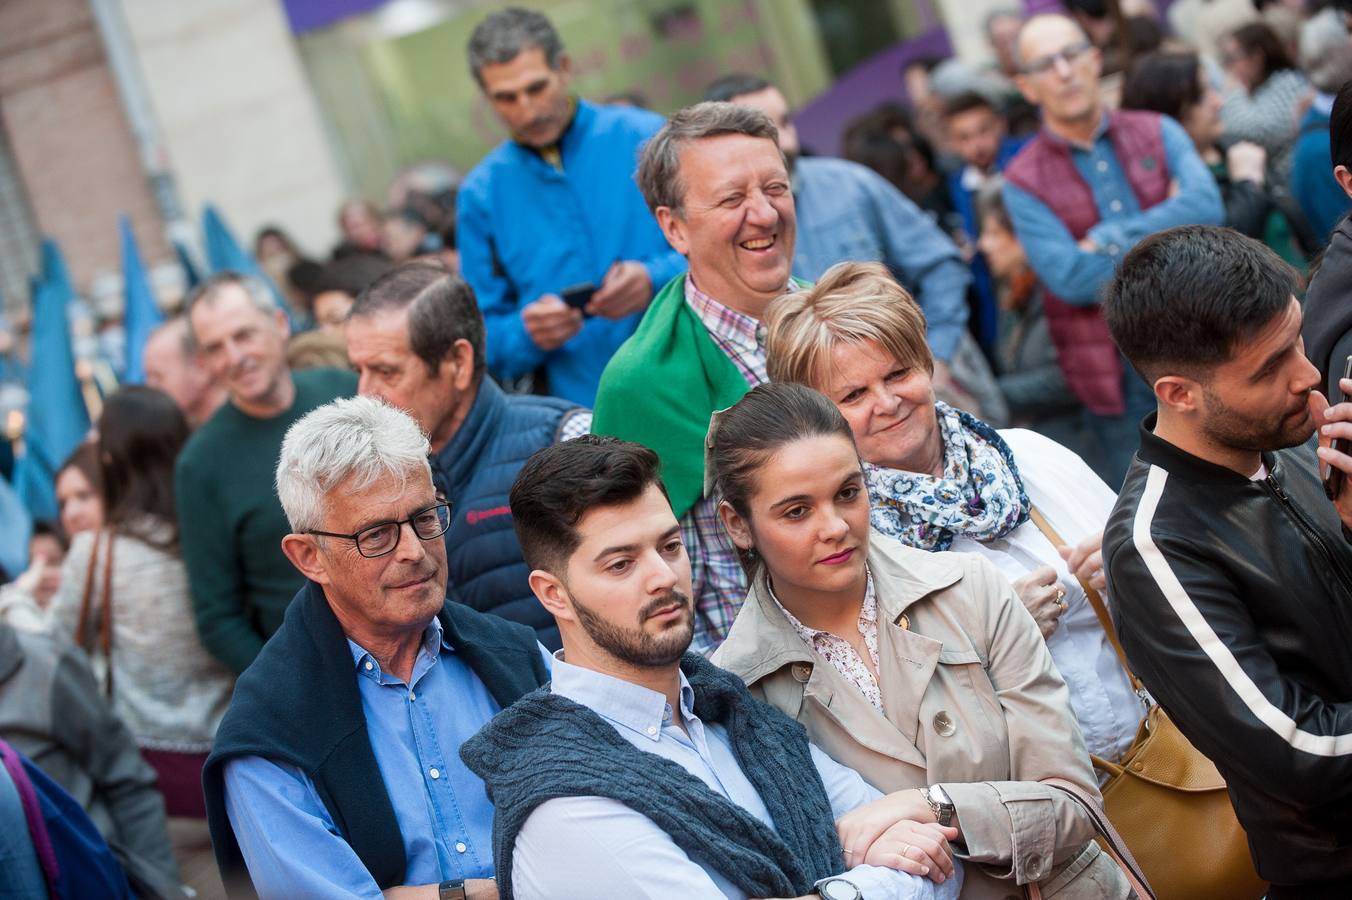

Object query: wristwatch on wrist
[925,783,955,827]
[438,879,466,900]
[814,876,863,900]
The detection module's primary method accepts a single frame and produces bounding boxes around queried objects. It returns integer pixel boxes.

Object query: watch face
[819,879,861,900]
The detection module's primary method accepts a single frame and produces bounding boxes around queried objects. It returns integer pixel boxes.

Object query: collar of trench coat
[714,533,982,771]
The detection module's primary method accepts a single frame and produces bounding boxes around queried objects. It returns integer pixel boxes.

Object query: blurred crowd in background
[1,0,1352,898]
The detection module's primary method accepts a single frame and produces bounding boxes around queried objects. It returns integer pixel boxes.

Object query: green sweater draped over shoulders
[591,275,750,519]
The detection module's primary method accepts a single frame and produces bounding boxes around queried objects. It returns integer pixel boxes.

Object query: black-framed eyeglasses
[307,502,453,558]
[1021,41,1092,76]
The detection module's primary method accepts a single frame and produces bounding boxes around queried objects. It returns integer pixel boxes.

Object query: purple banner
[281,0,384,34]
[794,27,954,160]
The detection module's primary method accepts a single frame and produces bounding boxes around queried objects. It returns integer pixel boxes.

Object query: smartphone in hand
[560,283,597,316]
[1324,354,1352,500]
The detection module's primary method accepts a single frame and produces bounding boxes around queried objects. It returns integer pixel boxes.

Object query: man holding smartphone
[1102,225,1352,898]
[457,8,685,405]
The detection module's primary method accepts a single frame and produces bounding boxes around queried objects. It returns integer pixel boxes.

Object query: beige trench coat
[713,535,1131,900]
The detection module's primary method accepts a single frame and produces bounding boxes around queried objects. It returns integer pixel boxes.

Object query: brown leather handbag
[1029,508,1267,900]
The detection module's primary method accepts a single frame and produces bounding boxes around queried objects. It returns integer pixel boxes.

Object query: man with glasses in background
[203,397,550,900]
[1002,13,1222,485]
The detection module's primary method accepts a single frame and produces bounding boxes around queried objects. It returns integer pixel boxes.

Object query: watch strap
[438,879,467,900]
[925,784,955,826]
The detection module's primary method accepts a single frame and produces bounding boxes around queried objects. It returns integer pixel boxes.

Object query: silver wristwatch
[925,783,955,827]
[814,877,863,900]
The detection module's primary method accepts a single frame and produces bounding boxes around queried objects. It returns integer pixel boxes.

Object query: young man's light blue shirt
[223,617,552,899]
[510,654,964,899]
[1002,114,1223,305]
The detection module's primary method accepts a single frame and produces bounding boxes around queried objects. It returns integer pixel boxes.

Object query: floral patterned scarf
[865,402,1030,551]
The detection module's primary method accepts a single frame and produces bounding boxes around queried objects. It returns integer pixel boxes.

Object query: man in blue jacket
[457,7,685,405]
[346,262,589,650]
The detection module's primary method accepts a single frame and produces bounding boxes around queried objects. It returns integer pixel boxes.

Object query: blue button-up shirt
[511,654,963,899]
[223,618,552,899]
[792,156,973,363]
[1002,114,1223,305]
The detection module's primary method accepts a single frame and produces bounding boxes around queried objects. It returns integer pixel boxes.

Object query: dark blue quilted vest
[432,379,580,650]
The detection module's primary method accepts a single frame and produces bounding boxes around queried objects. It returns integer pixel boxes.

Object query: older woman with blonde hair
[762,261,1143,767]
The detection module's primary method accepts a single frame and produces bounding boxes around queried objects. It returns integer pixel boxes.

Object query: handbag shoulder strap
[73,529,103,650]
[1028,506,1143,691]
[98,536,114,700]
[72,530,115,700]
[1028,777,1156,900]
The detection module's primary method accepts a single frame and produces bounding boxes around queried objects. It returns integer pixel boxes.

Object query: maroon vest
[1004,110,1169,415]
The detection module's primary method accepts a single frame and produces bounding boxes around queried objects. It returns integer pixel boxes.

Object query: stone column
[0,0,168,294]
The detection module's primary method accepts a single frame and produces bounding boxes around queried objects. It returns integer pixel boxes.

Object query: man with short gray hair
[175,272,356,674]
[592,101,797,652]
[142,316,224,427]
[203,396,549,900]
[457,6,684,405]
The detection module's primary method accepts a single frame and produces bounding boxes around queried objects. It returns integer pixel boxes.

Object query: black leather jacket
[1302,213,1352,401]
[1104,419,1352,886]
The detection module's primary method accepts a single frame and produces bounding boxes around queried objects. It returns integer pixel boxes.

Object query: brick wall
[0,0,168,300]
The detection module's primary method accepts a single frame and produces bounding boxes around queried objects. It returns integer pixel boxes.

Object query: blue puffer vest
[432,378,580,650]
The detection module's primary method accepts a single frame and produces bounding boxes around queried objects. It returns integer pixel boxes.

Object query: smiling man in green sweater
[175,273,356,674]
[591,102,800,654]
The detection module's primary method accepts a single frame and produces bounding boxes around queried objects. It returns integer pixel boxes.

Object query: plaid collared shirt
[558,409,593,442]
[683,277,770,384]
[680,277,769,654]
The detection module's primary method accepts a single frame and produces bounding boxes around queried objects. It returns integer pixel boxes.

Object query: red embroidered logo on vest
[466,505,512,526]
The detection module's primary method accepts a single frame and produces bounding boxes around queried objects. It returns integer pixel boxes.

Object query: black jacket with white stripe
[1104,419,1352,887]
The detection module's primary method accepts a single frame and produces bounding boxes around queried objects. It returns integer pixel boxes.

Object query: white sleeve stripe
[1132,464,1352,756]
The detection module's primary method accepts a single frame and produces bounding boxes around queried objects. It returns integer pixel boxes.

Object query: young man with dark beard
[1103,225,1352,898]
[462,435,961,900]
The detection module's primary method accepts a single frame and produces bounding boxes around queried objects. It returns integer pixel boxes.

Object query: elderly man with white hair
[202,396,549,900]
